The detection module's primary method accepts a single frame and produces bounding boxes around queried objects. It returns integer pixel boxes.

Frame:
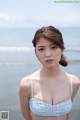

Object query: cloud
[0,11,80,27]
[24,13,80,27]
[0,13,25,22]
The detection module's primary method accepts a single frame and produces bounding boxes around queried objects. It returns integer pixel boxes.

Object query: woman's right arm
[19,77,32,120]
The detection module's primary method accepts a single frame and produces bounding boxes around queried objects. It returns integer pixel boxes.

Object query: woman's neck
[40,66,61,79]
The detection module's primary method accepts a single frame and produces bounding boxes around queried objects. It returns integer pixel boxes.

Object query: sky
[0,0,80,28]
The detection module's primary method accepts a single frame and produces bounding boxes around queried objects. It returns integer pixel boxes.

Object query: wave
[0,46,34,53]
[0,46,80,53]
[65,46,80,52]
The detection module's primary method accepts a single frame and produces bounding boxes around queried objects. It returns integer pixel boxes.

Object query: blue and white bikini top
[29,78,73,116]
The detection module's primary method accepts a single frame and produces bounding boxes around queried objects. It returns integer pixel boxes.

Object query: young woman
[19,26,80,120]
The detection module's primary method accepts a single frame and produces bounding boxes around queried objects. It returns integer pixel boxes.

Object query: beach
[0,27,80,120]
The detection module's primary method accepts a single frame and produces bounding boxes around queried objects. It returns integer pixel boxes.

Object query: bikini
[29,78,72,116]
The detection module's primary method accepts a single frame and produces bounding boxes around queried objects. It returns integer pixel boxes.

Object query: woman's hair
[32,26,68,67]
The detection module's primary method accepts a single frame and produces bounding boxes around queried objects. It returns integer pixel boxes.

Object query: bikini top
[29,78,73,116]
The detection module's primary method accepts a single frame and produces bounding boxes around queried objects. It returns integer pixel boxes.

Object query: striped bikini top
[29,78,73,116]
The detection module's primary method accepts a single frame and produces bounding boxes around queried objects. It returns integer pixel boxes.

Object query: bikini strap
[30,78,34,98]
[70,75,73,96]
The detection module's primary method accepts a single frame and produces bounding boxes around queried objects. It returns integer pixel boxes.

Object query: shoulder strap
[70,75,73,96]
[30,78,34,98]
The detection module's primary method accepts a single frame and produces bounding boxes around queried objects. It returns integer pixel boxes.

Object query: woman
[19,26,80,120]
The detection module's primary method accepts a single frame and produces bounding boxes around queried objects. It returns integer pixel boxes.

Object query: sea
[0,27,80,120]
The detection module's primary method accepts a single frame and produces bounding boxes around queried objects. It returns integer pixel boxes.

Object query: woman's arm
[67,113,70,120]
[19,77,32,120]
[67,75,80,120]
[71,75,80,101]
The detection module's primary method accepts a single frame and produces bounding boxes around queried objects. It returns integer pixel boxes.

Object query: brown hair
[32,26,68,67]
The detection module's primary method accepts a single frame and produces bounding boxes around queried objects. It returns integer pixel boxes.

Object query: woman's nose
[45,49,52,57]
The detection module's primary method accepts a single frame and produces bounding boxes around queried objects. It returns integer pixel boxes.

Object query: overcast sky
[0,0,80,27]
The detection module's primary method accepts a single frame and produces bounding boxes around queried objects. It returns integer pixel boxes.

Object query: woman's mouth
[46,59,54,63]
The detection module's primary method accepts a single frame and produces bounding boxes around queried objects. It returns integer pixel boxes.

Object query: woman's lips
[46,59,54,63]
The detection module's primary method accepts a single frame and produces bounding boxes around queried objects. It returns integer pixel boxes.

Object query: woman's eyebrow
[37,45,45,48]
[37,44,56,48]
[50,43,56,46]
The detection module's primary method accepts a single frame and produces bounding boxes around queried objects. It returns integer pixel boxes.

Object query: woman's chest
[33,81,70,105]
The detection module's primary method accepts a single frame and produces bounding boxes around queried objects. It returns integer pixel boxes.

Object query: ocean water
[0,27,80,120]
[0,27,80,64]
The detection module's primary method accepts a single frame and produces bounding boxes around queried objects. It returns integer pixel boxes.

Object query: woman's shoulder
[71,74,80,87]
[65,72,80,85]
[20,76,30,87]
[67,74,80,100]
[20,70,40,88]
[19,76,31,97]
[64,72,80,92]
[68,73,80,85]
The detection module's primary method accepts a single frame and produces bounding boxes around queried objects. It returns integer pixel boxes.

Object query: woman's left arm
[67,113,70,120]
[71,75,80,101]
[67,75,80,120]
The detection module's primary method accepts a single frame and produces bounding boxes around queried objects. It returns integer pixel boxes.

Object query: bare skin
[19,38,80,120]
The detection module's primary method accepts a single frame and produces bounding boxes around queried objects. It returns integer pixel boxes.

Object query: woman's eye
[51,46,57,49]
[38,48,44,51]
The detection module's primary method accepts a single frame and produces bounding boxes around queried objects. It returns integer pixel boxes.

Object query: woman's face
[35,37,62,68]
